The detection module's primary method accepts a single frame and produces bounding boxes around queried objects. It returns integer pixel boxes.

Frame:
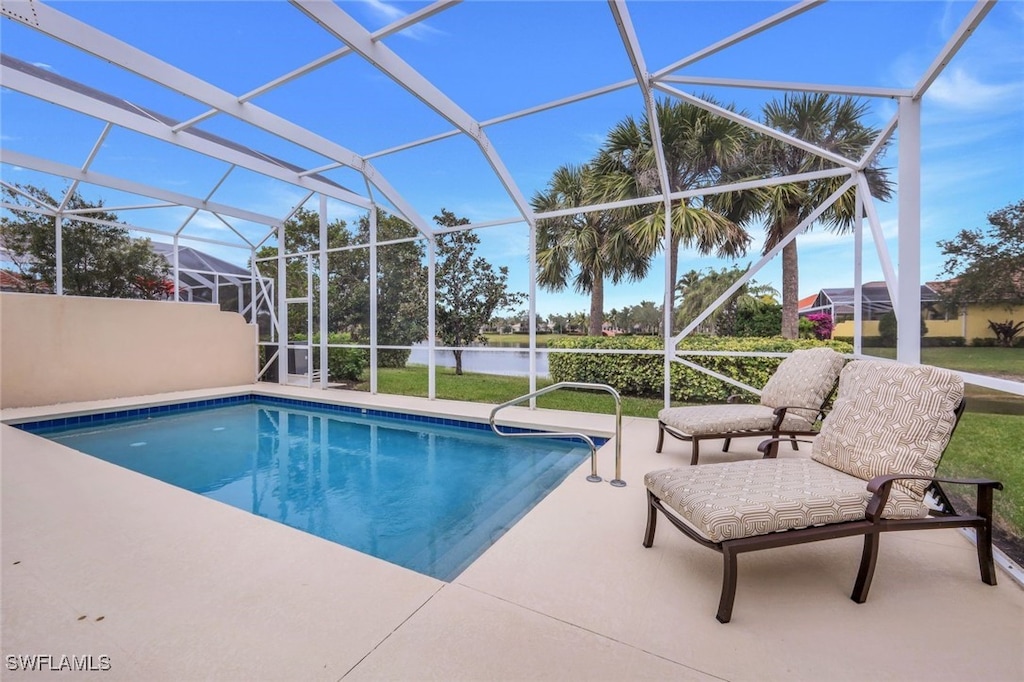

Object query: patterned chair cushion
[658,403,812,437]
[645,459,927,543]
[759,347,847,422]
[811,361,964,499]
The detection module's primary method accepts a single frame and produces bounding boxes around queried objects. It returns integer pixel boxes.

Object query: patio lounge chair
[656,347,846,464]
[642,359,1001,623]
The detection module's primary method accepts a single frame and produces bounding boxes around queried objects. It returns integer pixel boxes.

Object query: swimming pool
[18,396,593,581]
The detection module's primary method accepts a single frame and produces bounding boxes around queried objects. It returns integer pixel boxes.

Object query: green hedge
[293,332,369,381]
[834,336,965,348]
[547,336,852,404]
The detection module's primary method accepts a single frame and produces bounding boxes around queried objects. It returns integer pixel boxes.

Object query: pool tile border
[11,393,608,447]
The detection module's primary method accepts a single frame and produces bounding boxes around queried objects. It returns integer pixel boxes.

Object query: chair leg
[690,439,700,466]
[789,437,799,451]
[722,437,731,453]
[851,531,880,603]
[977,486,998,585]
[643,490,658,548]
[656,423,666,454]
[717,546,738,623]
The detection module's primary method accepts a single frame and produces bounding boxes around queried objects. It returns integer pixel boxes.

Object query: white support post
[277,223,288,385]
[306,254,314,388]
[528,219,538,407]
[896,96,922,365]
[173,234,180,302]
[54,215,63,295]
[663,205,673,408]
[319,195,329,390]
[427,236,437,400]
[853,183,864,356]
[369,206,379,395]
[249,247,257,325]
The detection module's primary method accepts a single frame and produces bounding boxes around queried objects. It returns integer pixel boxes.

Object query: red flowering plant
[805,312,834,340]
[135,275,175,300]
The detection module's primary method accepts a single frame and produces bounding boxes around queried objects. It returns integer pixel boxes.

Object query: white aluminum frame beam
[1,150,282,228]
[657,74,910,99]
[656,82,861,170]
[1,0,433,236]
[607,0,676,406]
[291,0,536,224]
[0,60,372,211]
[672,177,857,343]
[913,1,995,99]
[652,0,826,78]
[363,79,636,161]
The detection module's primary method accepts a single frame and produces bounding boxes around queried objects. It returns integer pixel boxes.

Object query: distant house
[0,269,51,293]
[150,242,265,318]
[800,280,1020,342]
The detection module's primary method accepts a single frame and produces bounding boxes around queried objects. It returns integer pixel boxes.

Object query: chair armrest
[771,404,828,424]
[865,473,1003,522]
[757,436,815,457]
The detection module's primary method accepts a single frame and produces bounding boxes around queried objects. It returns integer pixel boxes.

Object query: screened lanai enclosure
[1,0,1021,402]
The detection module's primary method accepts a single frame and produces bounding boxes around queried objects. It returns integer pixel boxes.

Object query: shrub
[879,312,897,347]
[733,303,782,337]
[832,336,886,347]
[294,332,370,381]
[920,336,966,347]
[879,311,928,347]
[377,349,412,368]
[547,336,852,404]
[972,337,998,347]
[988,320,1024,347]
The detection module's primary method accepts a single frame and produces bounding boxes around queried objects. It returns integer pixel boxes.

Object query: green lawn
[862,346,1023,379]
[360,365,664,417]
[939,412,1024,540]
[355,363,1023,542]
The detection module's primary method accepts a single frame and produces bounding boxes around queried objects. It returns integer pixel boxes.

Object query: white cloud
[31,62,56,73]
[357,0,442,41]
[925,66,1021,111]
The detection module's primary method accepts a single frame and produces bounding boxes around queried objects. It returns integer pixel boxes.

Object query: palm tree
[751,93,894,338]
[676,266,779,335]
[592,97,756,333]
[532,163,648,336]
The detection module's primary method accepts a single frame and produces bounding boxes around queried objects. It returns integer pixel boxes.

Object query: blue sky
[1,0,1022,318]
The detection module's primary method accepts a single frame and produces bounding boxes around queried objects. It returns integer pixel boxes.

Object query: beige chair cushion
[658,403,812,437]
[645,459,927,543]
[759,347,846,422]
[812,360,964,499]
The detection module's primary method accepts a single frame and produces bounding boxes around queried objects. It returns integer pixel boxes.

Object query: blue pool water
[27,398,591,581]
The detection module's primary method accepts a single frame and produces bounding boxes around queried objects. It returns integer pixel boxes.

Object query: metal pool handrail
[487,382,624,487]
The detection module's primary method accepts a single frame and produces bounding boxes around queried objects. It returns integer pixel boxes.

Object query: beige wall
[833,304,1021,341]
[965,303,1020,341]
[1,293,256,408]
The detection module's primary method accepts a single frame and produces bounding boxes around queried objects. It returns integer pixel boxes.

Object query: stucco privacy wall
[0,293,256,408]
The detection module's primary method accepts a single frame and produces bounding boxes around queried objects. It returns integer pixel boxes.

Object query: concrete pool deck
[2,384,1022,681]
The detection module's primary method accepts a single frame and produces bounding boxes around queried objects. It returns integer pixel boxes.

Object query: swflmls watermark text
[5,654,111,672]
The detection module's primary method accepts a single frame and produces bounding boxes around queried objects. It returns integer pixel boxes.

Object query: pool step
[398,446,590,580]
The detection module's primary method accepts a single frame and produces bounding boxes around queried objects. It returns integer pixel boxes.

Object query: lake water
[408,343,550,376]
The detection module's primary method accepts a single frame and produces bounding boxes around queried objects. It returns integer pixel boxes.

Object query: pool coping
[7,391,610,449]
[0,383,619,439]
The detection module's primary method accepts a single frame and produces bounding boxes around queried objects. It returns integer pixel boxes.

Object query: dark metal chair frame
[644,400,1003,624]
[655,388,837,465]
